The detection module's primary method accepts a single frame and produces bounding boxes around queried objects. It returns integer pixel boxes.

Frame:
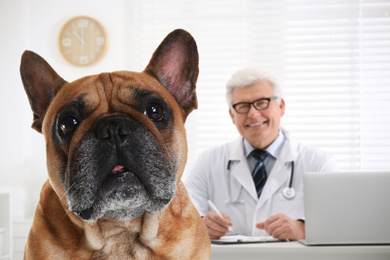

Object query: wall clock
[59,16,108,67]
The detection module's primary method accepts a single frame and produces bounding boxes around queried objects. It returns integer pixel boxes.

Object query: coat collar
[227,128,299,203]
[227,137,258,201]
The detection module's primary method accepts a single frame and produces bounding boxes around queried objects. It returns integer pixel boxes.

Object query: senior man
[184,67,338,240]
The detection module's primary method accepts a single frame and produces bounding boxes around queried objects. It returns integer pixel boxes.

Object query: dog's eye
[60,116,79,135]
[144,103,165,122]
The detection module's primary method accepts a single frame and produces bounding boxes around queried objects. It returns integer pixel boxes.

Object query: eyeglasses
[231,97,279,114]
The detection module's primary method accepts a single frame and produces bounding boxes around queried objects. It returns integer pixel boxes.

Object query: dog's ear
[20,51,67,133]
[144,29,199,120]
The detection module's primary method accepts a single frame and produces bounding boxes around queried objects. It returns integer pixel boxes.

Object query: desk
[211,242,390,260]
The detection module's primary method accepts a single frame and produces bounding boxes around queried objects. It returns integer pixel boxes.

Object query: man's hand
[203,211,233,239]
[256,213,305,241]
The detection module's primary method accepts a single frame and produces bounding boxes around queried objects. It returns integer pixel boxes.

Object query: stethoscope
[226,160,296,203]
[282,161,295,200]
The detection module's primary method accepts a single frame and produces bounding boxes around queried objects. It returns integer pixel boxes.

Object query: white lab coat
[184,128,338,236]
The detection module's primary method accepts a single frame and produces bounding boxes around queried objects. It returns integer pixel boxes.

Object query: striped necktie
[250,149,269,198]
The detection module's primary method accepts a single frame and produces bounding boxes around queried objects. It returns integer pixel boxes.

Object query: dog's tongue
[112,165,125,173]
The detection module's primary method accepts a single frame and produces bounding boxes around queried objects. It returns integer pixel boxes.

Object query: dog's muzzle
[65,115,176,221]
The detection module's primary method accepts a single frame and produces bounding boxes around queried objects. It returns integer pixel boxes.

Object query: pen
[207,200,234,233]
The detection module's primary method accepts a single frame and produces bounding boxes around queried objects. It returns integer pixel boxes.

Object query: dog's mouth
[110,165,135,180]
[73,165,146,220]
[112,165,126,174]
[70,161,175,222]
[105,165,148,193]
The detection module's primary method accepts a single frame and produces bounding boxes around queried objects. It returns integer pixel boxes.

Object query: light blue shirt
[244,129,286,177]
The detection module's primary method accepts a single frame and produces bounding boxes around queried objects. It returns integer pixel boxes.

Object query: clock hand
[72,31,86,45]
[81,26,85,44]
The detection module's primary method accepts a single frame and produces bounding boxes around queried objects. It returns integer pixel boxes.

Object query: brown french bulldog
[20,29,210,259]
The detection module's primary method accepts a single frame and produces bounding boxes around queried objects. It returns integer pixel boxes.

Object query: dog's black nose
[94,115,133,139]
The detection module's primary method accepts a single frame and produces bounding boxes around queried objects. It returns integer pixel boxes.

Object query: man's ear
[279,98,286,117]
[20,51,67,133]
[229,108,236,125]
[144,29,199,121]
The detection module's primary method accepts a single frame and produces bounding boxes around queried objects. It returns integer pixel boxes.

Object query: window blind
[359,0,390,170]
[125,0,390,178]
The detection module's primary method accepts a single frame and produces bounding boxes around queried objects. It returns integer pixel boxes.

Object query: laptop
[301,171,390,245]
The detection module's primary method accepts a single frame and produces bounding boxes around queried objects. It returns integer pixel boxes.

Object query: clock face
[59,16,107,66]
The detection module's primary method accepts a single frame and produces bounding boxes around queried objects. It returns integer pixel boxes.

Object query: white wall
[0,0,128,219]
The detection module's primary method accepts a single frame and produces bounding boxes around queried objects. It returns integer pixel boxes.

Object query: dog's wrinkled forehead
[56,71,175,113]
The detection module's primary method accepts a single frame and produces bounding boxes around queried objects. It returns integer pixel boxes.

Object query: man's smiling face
[229,80,285,149]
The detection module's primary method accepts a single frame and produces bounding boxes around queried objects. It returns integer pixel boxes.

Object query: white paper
[212,235,280,244]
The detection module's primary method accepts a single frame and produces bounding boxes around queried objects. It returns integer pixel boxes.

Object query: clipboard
[211,235,287,245]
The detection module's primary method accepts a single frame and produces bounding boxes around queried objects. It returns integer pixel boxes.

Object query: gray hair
[226,67,282,107]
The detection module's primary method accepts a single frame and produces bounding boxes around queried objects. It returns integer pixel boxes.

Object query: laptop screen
[303,171,390,245]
